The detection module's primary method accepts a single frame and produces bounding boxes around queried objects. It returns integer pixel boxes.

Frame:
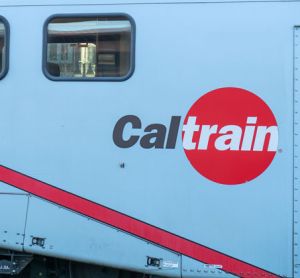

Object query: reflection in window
[0,20,7,77]
[45,16,134,79]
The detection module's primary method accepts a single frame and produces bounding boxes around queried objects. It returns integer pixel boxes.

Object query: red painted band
[0,165,280,278]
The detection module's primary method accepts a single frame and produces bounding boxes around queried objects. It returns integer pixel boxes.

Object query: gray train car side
[0,1,298,277]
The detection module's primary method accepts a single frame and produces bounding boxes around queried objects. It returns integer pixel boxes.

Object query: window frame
[0,16,9,80]
[43,13,135,82]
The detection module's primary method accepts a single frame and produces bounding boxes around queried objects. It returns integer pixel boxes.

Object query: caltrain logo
[183,87,278,185]
[113,87,278,185]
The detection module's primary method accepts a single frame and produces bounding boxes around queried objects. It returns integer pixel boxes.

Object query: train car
[0,0,298,277]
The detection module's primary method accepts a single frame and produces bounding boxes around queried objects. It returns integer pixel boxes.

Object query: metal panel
[0,194,29,251]
[0,1,297,277]
[181,256,235,278]
[23,197,181,277]
[294,26,300,278]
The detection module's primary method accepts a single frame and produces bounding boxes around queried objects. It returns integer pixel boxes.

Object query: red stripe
[0,165,280,278]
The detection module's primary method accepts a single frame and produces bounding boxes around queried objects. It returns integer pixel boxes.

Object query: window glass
[0,19,8,78]
[45,15,134,80]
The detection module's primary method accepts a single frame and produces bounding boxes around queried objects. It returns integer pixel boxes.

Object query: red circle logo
[182,87,278,185]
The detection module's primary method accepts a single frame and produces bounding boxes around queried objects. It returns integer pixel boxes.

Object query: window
[44,14,135,81]
[0,17,9,79]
